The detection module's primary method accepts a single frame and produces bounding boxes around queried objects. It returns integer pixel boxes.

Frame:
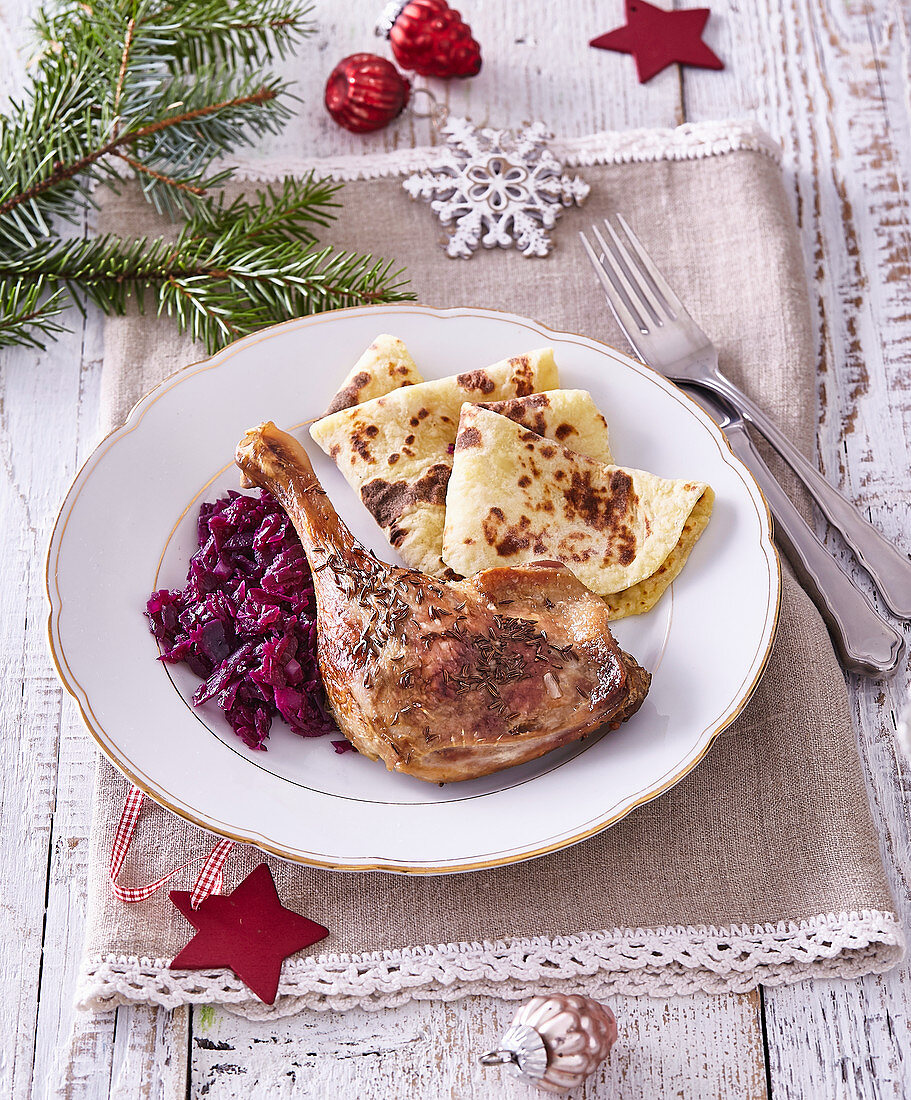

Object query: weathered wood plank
[29,315,120,1100]
[20,213,190,1100]
[764,970,911,1100]
[192,991,766,1099]
[108,1006,190,1100]
[685,1,911,1098]
[0,0,32,108]
[0,296,94,1099]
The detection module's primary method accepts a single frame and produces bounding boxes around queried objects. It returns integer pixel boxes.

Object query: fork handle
[723,421,904,675]
[705,373,911,620]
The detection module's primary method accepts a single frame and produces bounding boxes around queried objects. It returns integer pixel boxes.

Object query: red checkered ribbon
[110,785,235,909]
[190,838,235,908]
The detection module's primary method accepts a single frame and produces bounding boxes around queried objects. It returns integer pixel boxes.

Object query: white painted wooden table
[2,1,910,1096]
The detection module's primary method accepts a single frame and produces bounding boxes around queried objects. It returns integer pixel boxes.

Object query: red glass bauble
[379,0,482,79]
[324,53,411,134]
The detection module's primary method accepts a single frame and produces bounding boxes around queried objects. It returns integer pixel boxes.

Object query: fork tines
[579,214,691,345]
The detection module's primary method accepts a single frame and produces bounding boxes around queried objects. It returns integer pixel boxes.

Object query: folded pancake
[322,335,423,416]
[442,405,711,598]
[309,349,560,575]
[479,390,613,464]
[603,487,714,618]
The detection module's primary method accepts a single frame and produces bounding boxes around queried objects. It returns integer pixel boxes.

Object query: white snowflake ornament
[403,118,590,259]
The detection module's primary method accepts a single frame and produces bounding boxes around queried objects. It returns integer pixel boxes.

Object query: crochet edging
[77,908,903,1018]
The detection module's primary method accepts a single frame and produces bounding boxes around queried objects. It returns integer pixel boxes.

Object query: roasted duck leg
[236,422,650,783]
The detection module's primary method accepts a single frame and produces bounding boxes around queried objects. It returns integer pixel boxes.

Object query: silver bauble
[480,993,618,1093]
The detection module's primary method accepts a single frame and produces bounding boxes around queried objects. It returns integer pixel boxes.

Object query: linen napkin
[74,121,902,1018]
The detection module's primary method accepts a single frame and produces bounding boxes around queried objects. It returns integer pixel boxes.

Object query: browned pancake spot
[456,370,495,394]
[360,464,452,527]
[481,509,549,558]
[508,355,535,396]
[562,469,638,565]
[499,533,528,555]
[455,426,482,450]
[361,479,410,527]
[481,394,551,436]
[554,422,576,441]
[323,371,370,415]
[349,429,375,463]
[518,475,532,488]
[411,463,451,504]
[485,393,548,412]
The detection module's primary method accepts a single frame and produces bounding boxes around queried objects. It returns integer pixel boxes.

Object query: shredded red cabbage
[146,489,346,752]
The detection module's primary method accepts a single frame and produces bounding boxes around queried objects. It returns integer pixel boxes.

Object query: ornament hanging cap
[480,1023,549,1081]
[375,0,410,37]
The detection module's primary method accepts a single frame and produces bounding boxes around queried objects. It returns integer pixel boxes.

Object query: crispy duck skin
[236,422,651,783]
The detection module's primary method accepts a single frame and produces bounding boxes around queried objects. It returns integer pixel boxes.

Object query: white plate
[47,305,779,874]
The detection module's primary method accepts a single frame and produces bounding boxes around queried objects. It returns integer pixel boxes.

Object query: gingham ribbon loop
[190,839,235,908]
[110,786,235,909]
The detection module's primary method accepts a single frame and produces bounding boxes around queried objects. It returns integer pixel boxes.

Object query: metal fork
[579,214,911,622]
[682,387,903,673]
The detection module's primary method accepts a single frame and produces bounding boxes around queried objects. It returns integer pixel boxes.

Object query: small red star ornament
[169,863,329,1004]
[590,0,724,84]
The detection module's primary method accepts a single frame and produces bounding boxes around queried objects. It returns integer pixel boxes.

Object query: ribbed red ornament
[380,0,482,79]
[324,53,411,134]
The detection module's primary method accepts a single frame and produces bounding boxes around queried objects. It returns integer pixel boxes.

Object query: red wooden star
[590,0,724,84]
[169,863,328,1004]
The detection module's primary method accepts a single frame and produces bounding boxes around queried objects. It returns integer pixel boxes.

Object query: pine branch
[0,82,287,234]
[0,0,312,249]
[0,181,415,353]
[136,0,316,67]
[183,175,343,247]
[0,279,68,349]
[154,242,414,354]
[0,2,415,355]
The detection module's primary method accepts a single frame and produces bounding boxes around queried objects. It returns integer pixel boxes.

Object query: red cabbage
[146,489,340,751]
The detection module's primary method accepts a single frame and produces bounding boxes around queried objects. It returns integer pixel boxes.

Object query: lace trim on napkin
[78,908,903,1018]
[227,119,782,184]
